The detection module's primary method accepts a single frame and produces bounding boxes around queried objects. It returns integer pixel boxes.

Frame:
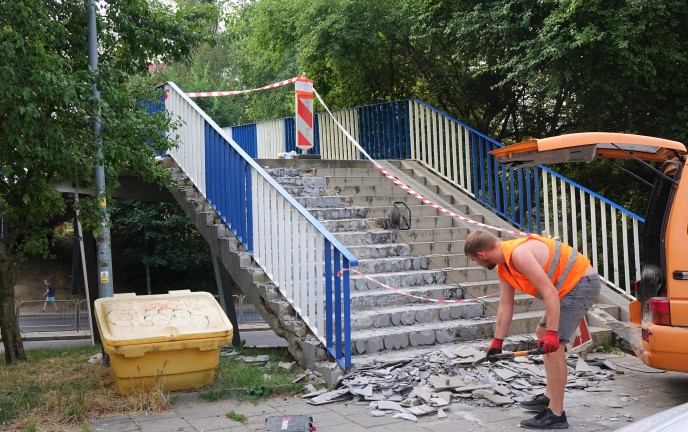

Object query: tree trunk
[0,243,26,364]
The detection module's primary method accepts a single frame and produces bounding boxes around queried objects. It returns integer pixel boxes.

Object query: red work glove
[486,337,503,362]
[537,330,560,353]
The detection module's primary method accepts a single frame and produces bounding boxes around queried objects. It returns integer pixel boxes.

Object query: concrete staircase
[168,157,622,381]
[257,159,620,365]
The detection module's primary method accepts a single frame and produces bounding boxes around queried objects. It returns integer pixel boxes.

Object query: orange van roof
[490,132,686,167]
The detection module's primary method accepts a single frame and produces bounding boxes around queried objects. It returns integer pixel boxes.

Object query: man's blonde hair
[464,229,498,256]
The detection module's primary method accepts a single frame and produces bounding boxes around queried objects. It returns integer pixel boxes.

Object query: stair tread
[350,309,605,341]
[350,317,495,339]
[349,280,499,299]
[350,292,534,314]
[350,266,486,276]
[350,326,613,368]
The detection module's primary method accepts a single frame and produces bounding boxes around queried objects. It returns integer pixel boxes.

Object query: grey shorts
[539,274,602,343]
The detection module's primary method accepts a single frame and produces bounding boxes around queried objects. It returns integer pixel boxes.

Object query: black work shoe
[519,394,550,411]
[520,408,569,429]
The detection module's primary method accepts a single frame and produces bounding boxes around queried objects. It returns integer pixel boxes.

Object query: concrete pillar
[212,256,241,347]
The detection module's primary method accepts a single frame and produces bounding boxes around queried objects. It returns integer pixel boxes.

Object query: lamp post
[87,0,114,299]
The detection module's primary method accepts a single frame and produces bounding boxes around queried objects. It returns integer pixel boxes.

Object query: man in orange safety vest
[464,229,601,430]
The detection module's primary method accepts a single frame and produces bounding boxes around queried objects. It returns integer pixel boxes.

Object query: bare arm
[494,279,516,340]
[511,248,560,332]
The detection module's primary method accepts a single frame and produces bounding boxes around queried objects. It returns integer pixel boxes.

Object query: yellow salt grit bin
[93,290,233,395]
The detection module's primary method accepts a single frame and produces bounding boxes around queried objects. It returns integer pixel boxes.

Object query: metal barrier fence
[233,294,265,324]
[17,296,263,334]
[16,300,80,332]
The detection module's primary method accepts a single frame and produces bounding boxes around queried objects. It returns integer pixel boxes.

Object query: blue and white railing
[227,99,642,297]
[163,82,357,368]
[407,100,641,296]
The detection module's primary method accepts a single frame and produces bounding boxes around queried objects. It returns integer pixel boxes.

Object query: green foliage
[163,0,688,146]
[160,0,687,215]
[417,0,688,143]
[0,0,219,244]
[110,201,214,294]
[226,410,247,423]
[201,347,304,402]
[0,0,220,362]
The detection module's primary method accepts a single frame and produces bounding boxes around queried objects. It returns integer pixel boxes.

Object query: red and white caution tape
[337,268,498,303]
[313,88,541,239]
[186,76,301,98]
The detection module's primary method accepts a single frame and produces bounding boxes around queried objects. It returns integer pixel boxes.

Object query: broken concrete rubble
[305,347,619,421]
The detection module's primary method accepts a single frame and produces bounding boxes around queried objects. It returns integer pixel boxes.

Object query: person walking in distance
[464,230,601,430]
[42,278,58,312]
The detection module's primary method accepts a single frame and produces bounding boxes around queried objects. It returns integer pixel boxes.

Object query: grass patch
[0,344,172,431]
[0,344,304,431]
[225,410,247,423]
[591,343,623,354]
[201,347,305,402]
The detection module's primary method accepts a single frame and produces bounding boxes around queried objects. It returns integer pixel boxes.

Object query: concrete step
[400,240,467,256]
[285,184,416,198]
[326,176,439,190]
[422,253,472,268]
[280,184,340,197]
[351,301,483,331]
[334,230,397,246]
[479,293,539,317]
[349,326,613,368]
[391,227,471,242]
[356,256,429,274]
[257,158,374,169]
[350,266,490,291]
[348,279,504,308]
[296,193,454,209]
[350,317,495,355]
[322,218,385,232]
[350,293,543,331]
[321,215,466,233]
[308,207,368,220]
[333,227,474,245]
[309,204,464,220]
[311,167,392,177]
[273,176,327,188]
[349,309,560,355]
[349,283,466,308]
[346,243,412,259]
[362,204,470,218]
[597,303,620,320]
[264,166,378,179]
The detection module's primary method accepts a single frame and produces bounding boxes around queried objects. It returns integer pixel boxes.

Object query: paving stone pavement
[88,352,688,432]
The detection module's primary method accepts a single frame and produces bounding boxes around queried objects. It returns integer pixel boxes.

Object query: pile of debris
[304,347,620,421]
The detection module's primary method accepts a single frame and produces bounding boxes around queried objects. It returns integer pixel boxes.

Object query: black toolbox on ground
[264,415,315,432]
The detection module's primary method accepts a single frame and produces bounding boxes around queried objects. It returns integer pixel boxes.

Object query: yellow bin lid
[94,290,232,347]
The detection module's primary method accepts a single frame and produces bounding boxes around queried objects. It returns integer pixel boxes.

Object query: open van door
[491,132,688,372]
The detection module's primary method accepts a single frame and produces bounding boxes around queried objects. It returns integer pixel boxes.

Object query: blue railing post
[324,243,333,350]
[333,250,343,364]
[343,257,352,369]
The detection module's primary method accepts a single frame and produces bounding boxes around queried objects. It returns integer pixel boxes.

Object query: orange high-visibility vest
[497,237,590,299]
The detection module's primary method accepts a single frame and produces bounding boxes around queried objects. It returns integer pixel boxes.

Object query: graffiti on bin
[105,298,217,330]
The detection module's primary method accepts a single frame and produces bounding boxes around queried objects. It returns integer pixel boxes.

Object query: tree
[416,0,688,142]
[111,201,214,295]
[174,0,686,212]
[0,0,219,364]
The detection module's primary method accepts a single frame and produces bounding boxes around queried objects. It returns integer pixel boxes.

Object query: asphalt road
[0,328,287,353]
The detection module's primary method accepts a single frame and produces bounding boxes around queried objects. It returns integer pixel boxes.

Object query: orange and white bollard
[295,74,314,153]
